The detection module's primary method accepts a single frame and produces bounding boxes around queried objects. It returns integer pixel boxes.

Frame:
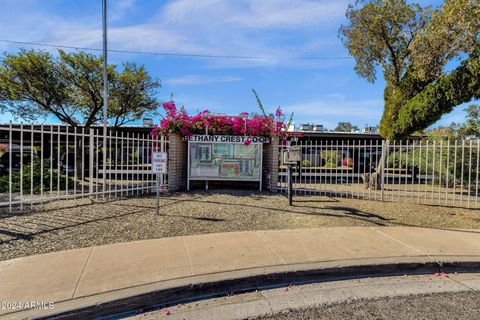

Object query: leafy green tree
[110,63,161,127]
[340,0,480,140]
[0,49,160,128]
[426,124,458,141]
[458,104,480,137]
[334,122,359,132]
[0,49,161,179]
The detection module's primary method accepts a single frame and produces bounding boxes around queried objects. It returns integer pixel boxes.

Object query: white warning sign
[152,152,167,174]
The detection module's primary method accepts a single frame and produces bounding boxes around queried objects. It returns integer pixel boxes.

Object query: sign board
[187,135,266,191]
[287,132,304,138]
[189,142,261,180]
[152,152,167,216]
[187,135,270,144]
[284,146,302,163]
[152,152,168,174]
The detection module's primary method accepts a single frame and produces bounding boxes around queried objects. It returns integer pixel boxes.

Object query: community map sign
[188,135,265,190]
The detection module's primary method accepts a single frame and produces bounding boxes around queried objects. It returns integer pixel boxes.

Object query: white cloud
[164,75,243,86]
[161,0,347,29]
[110,0,137,21]
[284,98,383,117]
[0,0,350,68]
[283,96,384,129]
[226,0,347,28]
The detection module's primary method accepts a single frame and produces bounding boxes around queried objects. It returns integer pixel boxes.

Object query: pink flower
[160,118,171,129]
[149,125,158,137]
[244,138,251,145]
[162,101,177,117]
[180,127,192,137]
[275,107,283,118]
[152,99,290,138]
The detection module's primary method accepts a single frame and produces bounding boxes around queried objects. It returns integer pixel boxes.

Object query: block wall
[262,137,279,192]
[167,134,188,191]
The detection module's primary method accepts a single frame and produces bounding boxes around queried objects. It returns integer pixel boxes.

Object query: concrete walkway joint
[1,226,480,319]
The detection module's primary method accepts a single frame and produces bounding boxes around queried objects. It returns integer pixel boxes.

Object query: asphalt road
[253,291,480,320]
[128,273,480,320]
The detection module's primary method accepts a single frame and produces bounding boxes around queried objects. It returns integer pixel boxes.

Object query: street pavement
[127,273,480,320]
[1,227,480,319]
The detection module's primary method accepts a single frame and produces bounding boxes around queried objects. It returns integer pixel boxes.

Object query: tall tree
[0,49,160,128]
[0,49,161,180]
[340,0,480,140]
[426,124,457,141]
[334,121,359,132]
[458,104,480,137]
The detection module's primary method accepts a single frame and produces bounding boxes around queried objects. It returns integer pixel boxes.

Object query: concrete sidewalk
[1,227,480,319]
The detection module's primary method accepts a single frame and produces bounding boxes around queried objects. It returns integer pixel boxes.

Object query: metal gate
[0,124,168,212]
[279,139,480,208]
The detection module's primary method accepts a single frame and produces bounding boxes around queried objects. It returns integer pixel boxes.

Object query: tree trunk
[362,141,388,191]
[362,172,382,190]
[75,136,84,180]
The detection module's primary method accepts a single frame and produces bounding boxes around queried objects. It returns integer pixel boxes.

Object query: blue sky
[0,0,474,130]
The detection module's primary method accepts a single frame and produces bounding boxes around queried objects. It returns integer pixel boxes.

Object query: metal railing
[0,124,168,213]
[279,139,480,208]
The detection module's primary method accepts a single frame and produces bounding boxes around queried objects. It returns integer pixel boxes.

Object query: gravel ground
[251,291,480,320]
[1,190,480,260]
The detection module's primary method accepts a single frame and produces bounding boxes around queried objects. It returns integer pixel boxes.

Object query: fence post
[160,135,165,192]
[380,140,388,201]
[8,122,12,213]
[89,128,94,196]
[287,164,293,206]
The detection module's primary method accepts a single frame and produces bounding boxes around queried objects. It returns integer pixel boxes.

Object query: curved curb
[12,256,480,320]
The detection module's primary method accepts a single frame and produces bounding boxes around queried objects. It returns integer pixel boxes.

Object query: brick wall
[262,137,279,192]
[167,134,187,191]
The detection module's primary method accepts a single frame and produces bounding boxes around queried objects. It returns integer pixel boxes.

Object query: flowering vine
[150,100,288,141]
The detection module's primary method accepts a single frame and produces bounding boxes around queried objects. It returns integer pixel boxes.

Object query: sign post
[152,151,167,215]
[283,146,302,206]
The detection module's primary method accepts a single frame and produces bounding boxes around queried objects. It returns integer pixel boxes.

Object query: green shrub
[321,150,339,168]
[386,142,479,189]
[301,160,311,167]
[0,156,77,193]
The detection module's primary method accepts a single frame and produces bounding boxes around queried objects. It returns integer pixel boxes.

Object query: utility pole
[102,0,108,197]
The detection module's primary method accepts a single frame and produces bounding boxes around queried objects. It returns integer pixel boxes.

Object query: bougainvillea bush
[150,100,288,140]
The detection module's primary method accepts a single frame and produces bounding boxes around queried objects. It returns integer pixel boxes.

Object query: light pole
[102,0,108,197]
